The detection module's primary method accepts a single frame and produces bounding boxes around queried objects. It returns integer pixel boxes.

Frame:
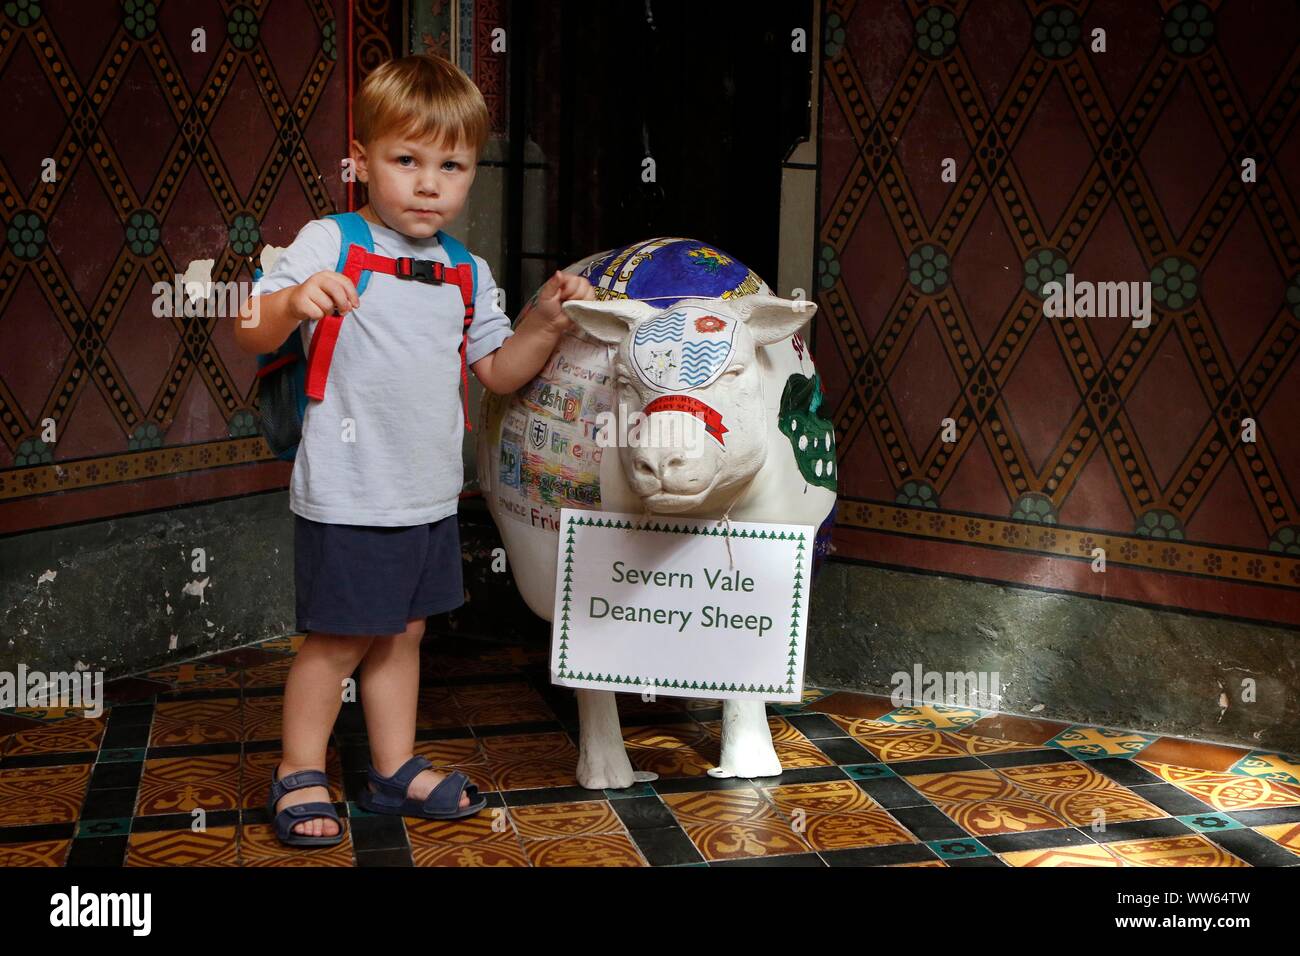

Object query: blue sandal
[357,755,487,819]
[267,763,345,847]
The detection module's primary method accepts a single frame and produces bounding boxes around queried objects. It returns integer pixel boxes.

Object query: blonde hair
[353,54,489,155]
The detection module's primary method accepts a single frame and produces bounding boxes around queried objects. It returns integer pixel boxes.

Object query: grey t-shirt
[254,216,514,526]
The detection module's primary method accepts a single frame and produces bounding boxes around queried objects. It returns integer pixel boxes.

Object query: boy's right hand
[287,271,360,322]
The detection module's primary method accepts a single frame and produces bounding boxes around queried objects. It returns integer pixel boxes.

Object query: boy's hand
[287,270,360,323]
[532,270,594,335]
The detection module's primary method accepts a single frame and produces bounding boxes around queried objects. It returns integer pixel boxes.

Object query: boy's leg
[359,617,471,809]
[275,631,375,837]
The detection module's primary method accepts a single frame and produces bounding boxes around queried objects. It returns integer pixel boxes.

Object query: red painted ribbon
[643,394,728,446]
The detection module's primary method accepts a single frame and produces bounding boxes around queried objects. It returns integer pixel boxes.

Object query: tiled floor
[1,632,1298,867]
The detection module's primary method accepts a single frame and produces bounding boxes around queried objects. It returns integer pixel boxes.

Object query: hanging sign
[550,508,813,702]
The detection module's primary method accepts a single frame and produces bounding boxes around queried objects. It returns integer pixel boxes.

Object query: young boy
[235,54,593,844]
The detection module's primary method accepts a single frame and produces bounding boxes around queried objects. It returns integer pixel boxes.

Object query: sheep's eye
[723,365,743,378]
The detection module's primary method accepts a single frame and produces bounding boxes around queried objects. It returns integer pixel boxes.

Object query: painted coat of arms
[630,305,738,392]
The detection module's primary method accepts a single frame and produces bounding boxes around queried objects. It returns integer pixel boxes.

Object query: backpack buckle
[395,257,443,283]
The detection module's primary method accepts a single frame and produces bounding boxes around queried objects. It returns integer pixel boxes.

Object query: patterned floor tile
[1139,737,1251,772]
[762,779,876,814]
[510,800,624,838]
[998,761,1121,795]
[765,780,915,850]
[522,833,646,866]
[826,714,924,737]
[944,732,1046,757]
[406,812,512,846]
[480,732,580,791]
[623,722,720,778]
[1136,762,1300,812]
[1,715,107,756]
[960,712,1072,745]
[411,837,530,867]
[872,704,986,731]
[406,812,529,866]
[1229,751,1300,786]
[125,825,239,866]
[0,838,71,865]
[137,753,240,816]
[929,796,1071,837]
[241,657,294,688]
[661,788,811,860]
[0,707,96,723]
[1001,844,1126,867]
[1254,822,1300,856]
[150,698,242,747]
[926,837,989,860]
[1177,812,1243,833]
[1103,834,1248,867]
[908,769,1022,803]
[0,764,93,825]
[1049,726,1158,758]
[851,730,971,763]
[241,695,285,741]
[1038,787,1167,827]
[805,692,901,721]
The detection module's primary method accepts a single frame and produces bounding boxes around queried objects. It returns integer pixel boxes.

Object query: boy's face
[352,129,477,238]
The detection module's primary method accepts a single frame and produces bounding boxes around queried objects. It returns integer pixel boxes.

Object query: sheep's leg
[575,688,656,789]
[708,698,782,778]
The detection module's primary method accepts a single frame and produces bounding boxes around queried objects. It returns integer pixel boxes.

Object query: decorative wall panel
[816,0,1300,627]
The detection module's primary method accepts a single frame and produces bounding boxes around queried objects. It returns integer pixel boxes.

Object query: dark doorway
[503,0,814,308]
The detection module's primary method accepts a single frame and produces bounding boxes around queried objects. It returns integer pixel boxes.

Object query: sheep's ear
[562,298,659,344]
[736,294,817,347]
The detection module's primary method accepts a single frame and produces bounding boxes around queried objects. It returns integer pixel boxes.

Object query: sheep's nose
[658,453,687,478]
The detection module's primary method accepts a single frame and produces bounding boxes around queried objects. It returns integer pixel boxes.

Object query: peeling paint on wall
[182,258,215,303]
[182,577,211,604]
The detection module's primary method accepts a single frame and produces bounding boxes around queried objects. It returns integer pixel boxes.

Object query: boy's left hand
[533,270,594,335]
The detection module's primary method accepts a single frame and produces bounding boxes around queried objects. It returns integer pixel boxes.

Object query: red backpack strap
[304,233,478,434]
[451,262,475,432]
[304,245,400,401]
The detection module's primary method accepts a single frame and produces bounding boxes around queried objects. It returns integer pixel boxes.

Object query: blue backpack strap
[436,230,477,300]
[325,211,374,295]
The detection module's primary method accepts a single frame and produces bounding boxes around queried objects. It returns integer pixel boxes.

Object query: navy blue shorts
[294,513,464,636]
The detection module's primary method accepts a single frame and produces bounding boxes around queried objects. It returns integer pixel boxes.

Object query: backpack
[254,211,479,461]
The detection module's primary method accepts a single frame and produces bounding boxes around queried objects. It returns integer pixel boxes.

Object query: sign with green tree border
[551,508,812,702]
